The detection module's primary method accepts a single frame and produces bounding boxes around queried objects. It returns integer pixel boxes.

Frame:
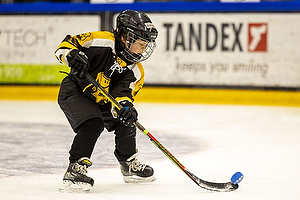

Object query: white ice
[0,100,300,200]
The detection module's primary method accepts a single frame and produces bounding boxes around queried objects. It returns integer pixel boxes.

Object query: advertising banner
[0,15,100,84]
[1,13,299,88]
[143,13,300,88]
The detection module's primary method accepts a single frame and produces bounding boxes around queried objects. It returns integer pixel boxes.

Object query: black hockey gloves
[116,100,138,127]
[67,49,88,78]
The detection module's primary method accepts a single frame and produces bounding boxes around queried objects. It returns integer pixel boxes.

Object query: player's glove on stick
[67,49,89,78]
[116,100,138,127]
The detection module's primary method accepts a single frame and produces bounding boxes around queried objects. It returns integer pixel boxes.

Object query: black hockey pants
[58,76,137,163]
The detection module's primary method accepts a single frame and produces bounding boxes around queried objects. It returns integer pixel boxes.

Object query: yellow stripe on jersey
[56,41,78,51]
[75,31,115,49]
[132,63,145,97]
[54,31,116,66]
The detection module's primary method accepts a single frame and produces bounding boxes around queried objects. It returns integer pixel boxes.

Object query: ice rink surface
[0,100,300,200]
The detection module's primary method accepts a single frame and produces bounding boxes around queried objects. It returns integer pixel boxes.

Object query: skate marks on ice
[0,122,202,177]
[0,122,72,177]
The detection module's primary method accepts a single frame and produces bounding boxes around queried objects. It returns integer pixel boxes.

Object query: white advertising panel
[143,13,300,87]
[0,15,101,64]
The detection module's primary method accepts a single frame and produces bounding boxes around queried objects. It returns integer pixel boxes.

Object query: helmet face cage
[116,10,158,63]
[122,30,156,63]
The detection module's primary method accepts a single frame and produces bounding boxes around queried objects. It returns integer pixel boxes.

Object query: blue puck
[231,172,244,184]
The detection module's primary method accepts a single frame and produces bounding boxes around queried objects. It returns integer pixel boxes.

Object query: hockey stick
[85,73,239,192]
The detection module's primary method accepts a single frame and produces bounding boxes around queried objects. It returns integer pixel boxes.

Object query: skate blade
[59,180,92,193]
[123,175,156,183]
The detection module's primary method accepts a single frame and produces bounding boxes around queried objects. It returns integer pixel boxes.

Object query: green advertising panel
[0,15,100,85]
[0,64,70,84]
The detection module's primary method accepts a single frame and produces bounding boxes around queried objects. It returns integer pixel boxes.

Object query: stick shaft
[85,73,239,192]
[133,121,200,185]
[85,73,199,185]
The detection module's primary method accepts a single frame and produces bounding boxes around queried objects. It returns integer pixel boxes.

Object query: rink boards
[0,85,299,107]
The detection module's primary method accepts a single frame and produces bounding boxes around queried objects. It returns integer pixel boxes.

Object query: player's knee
[77,118,104,137]
[115,125,136,138]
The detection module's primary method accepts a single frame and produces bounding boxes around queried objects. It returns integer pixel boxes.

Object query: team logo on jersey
[248,23,268,52]
[83,72,111,103]
[77,32,92,41]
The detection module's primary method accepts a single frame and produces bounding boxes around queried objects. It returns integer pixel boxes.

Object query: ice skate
[116,151,156,183]
[59,157,94,193]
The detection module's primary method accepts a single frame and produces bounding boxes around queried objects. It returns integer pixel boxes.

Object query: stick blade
[187,170,239,192]
[198,179,239,192]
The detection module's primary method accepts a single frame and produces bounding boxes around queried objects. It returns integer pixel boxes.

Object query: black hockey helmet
[115,10,158,63]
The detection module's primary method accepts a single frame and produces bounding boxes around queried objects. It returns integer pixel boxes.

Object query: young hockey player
[54,10,158,192]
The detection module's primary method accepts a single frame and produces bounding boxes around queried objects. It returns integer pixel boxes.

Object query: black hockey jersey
[54,31,145,104]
